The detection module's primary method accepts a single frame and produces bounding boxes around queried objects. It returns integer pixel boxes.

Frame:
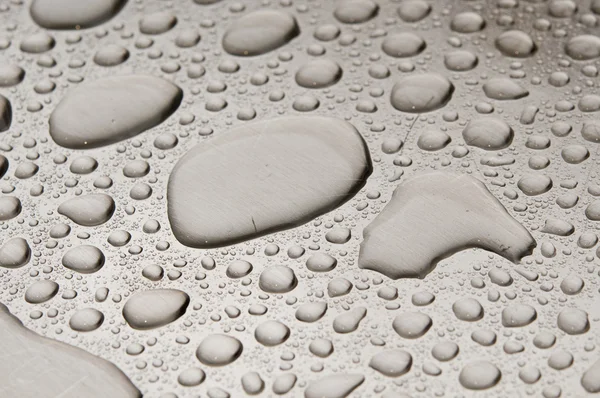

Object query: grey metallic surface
[0,0,599,397]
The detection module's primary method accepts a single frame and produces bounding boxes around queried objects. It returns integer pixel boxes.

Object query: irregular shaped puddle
[0,303,140,397]
[358,171,536,279]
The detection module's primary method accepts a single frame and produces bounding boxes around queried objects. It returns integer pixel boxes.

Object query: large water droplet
[495,30,536,57]
[0,237,31,269]
[0,303,140,397]
[390,73,454,113]
[304,374,365,398]
[222,10,299,56]
[122,289,189,330]
[57,193,115,226]
[462,117,513,150]
[30,0,127,29]
[167,116,371,248]
[49,75,182,149]
[195,334,243,366]
[459,361,501,390]
[369,349,413,377]
[359,172,535,279]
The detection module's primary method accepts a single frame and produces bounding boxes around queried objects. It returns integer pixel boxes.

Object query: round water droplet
[501,304,537,327]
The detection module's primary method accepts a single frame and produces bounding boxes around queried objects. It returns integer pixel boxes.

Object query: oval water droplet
[167,117,371,248]
[50,75,182,149]
[390,73,454,113]
[122,289,189,330]
[30,0,127,29]
[222,10,300,56]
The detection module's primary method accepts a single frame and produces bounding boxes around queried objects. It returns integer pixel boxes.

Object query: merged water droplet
[359,172,535,279]
[333,307,367,333]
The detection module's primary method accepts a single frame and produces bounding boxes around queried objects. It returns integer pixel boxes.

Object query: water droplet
[459,361,501,390]
[222,10,299,56]
[196,334,243,366]
[369,349,412,376]
[359,172,535,278]
[390,73,454,113]
[58,194,115,226]
[168,117,371,248]
[30,0,126,29]
[50,75,182,149]
[122,289,189,330]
